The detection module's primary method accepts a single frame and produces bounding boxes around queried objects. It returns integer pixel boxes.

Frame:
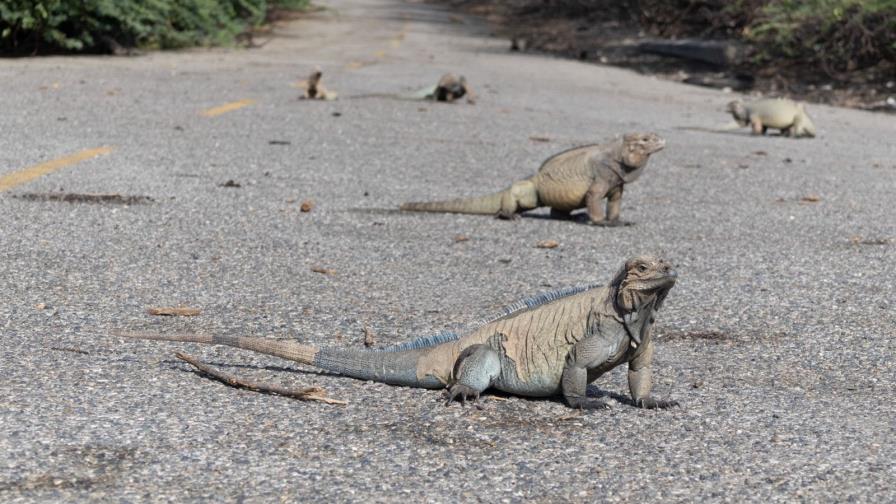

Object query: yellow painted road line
[0,147,113,192]
[201,99,256,117]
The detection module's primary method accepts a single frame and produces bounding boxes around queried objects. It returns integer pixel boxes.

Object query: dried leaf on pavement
[147,307,201,317]
[363,325,376,347]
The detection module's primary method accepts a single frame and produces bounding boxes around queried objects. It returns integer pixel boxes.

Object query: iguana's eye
[638,264,648,272]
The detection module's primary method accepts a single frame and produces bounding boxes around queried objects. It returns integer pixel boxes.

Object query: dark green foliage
[748,0,896,76]
[0,0,309,54]
[512,0,896,78]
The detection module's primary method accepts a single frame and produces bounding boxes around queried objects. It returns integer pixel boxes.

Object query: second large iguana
[727,98,816,138]
[400,133,665,226]
[118,256,679,410]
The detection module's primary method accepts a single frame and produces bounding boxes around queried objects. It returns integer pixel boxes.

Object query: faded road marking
[0,147,112,192]
[201,99,256,117]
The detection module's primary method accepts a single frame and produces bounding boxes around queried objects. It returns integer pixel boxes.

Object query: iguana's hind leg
[445,344,501,405]
[497,181,538,220]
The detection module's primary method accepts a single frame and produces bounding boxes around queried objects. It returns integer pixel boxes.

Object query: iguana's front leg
[588,182,631,227]
[561,336,613,410]
[627,339,679,409]
[584,180,609,225]
[750,116,766,135]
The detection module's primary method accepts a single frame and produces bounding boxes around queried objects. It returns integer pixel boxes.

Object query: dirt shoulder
[440,0,895,113]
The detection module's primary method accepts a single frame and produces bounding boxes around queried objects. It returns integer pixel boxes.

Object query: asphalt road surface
[1,0,894,501]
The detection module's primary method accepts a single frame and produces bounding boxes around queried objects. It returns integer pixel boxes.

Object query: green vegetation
[532,0,896,78]
[0,0,309,55]
[747,0,896,75]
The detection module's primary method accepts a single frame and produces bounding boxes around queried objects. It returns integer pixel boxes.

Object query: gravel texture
[1,0,894,502]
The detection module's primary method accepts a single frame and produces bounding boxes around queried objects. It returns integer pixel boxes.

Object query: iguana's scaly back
[414,286,608,386]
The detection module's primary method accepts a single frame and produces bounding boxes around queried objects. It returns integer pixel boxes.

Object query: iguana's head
[727,100,748,123]
[621,133,665,167]
[612,256,677,313]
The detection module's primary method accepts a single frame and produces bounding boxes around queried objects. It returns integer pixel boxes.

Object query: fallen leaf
[363,326,376,347]
[35,303,47,310]
[529,135,552,143]
[311,267,336,275]
[269,140,291,145]
[800,194,822,203]
[850,235,892,246]
[536,239,559,249]
[147,307,201,317]
[300,200,315,212]
[454,234,470,242]
[219,180,241,188]
[753,150,767,156]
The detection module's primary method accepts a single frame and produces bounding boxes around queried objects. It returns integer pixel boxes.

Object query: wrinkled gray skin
[119,256,679,411]
[446,256,679,409]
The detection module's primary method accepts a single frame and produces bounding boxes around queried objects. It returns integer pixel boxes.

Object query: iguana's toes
[565,397,610,410]
[635,397,679,409]
[444,384,480,406]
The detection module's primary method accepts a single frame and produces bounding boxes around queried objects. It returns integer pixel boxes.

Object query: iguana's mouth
[637,270,677,291]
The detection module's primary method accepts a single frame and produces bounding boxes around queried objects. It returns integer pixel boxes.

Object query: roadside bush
[748,0,896,77]
[511,0,896,79]
[0,0,308,55]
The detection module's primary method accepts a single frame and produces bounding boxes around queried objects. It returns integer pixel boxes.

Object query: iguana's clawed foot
[589,219,633,227]
[565,397,610,410]
[634,397,680,409]
[444,384,480,406]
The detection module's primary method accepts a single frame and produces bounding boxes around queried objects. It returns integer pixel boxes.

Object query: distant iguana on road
[348,73,475,104]
[727,98,815,138]
[430,73,475,104]
[119,256,679,410]
[299,68,337,101]
[400,133,665,226]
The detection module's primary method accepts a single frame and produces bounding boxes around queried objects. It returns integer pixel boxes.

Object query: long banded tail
[115,331,444,389]
[399,190,504,215]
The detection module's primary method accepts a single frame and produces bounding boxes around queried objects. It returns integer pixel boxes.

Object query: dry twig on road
[174,351,346,405]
